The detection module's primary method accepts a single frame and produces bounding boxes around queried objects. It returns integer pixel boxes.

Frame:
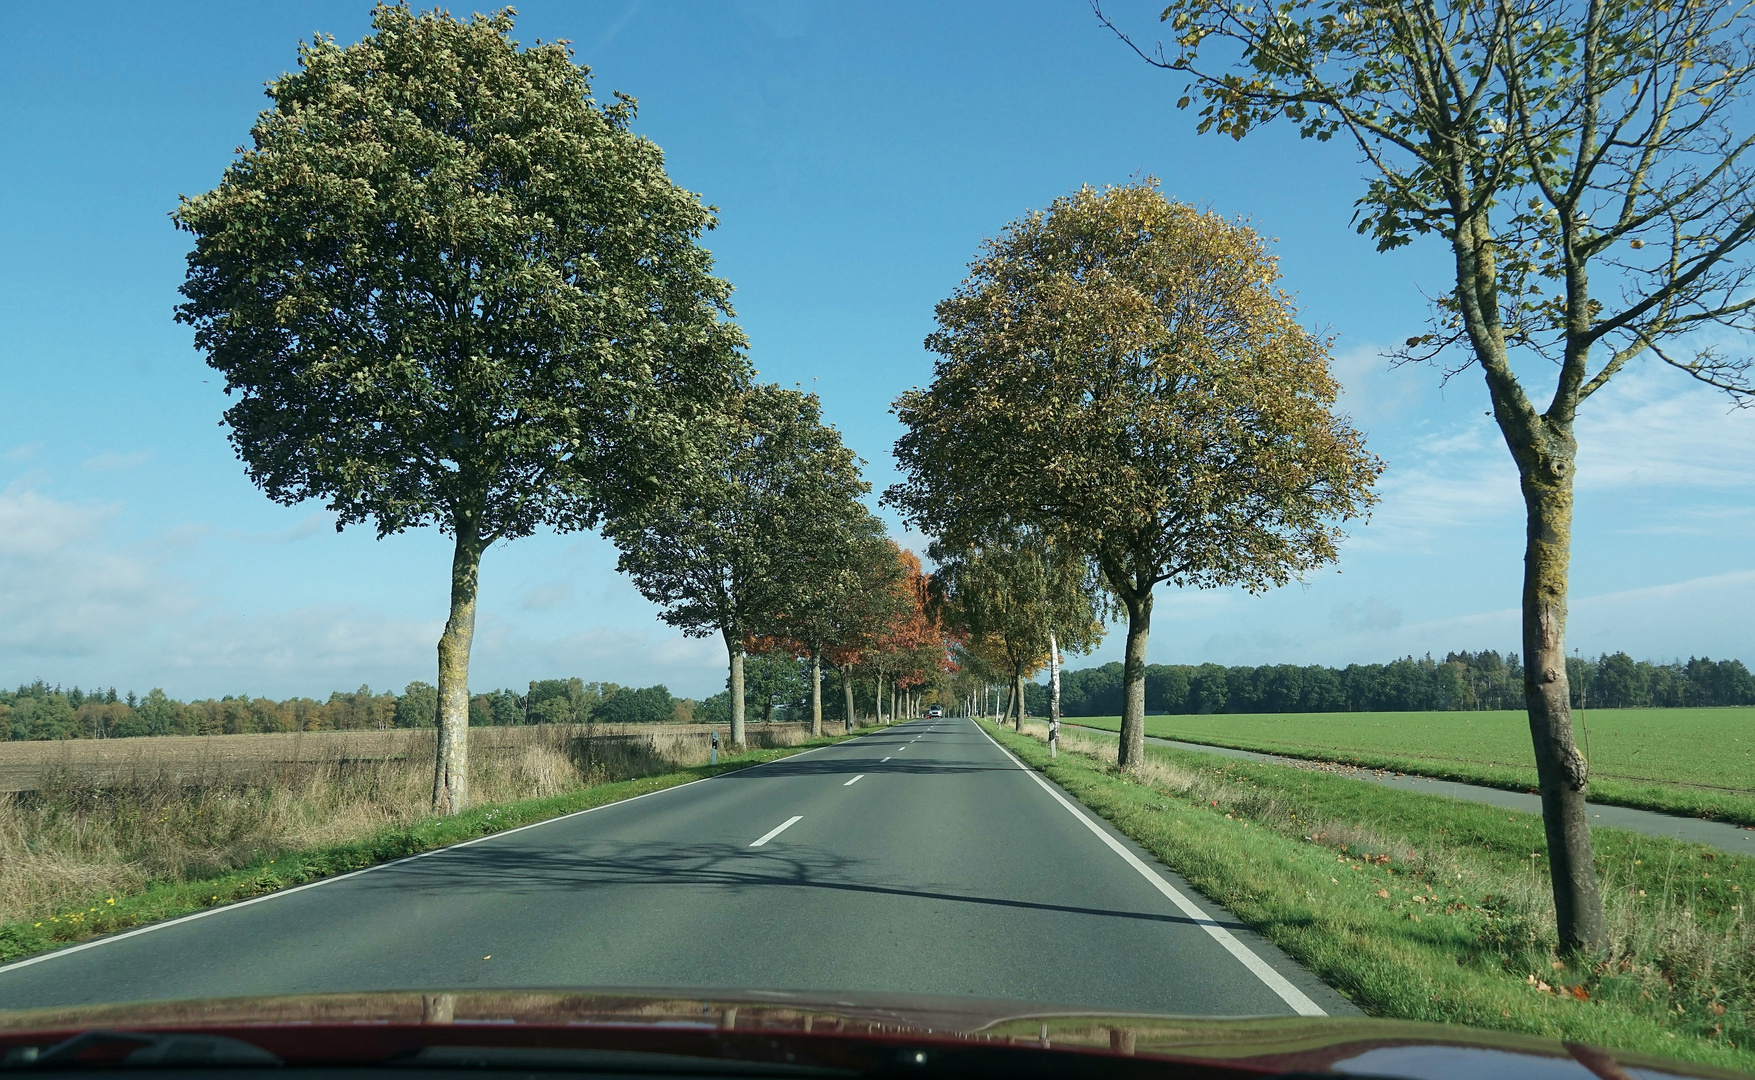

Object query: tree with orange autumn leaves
[750,541,957,732]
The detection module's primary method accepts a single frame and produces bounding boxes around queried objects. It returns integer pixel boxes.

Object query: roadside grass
[1064,710,1755,826]
[0,729,861,966]
[984,720,1755,1074]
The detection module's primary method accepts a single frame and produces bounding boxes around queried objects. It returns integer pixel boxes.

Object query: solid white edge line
[749,814,804,847]
[0,739,842,980]
[843,774,864,786]
[969,719,1326,1017]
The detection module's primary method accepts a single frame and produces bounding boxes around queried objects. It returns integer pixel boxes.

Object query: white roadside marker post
[1048,629,1061,758]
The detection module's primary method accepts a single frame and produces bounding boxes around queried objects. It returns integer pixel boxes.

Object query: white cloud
[519,581,574,611]
[83,449,155,472]
[1330,342,1435,430]
[0,486,186,662]
[155,606,443,694]
[1331,597,1404,632]
[1576,364,1755,492]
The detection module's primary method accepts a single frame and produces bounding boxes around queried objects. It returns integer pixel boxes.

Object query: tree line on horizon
[1029,651,1755,718]
[0,679,691,742]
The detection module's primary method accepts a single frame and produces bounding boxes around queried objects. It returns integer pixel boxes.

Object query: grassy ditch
[1064,711,1755,827]
[984,720,1755,1074]
[0,728,859,965]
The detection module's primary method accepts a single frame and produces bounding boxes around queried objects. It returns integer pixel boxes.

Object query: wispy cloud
[519,581,574,612]
[83,449,155,472]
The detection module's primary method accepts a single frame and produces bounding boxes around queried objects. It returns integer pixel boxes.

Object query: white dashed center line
[844,774,864,786]
[749,815,803,848]
[881,757,891,762]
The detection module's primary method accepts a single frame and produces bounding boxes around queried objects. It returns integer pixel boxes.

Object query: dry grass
[0,725,807,925]
[0,724,811,793]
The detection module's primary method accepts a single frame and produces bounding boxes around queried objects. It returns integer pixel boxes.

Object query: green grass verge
[0,733,861,966]
[1064,710,1755,826]
[981,720,1755,1074]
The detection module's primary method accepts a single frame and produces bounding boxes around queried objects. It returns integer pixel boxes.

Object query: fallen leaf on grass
[1377,889,1391,898]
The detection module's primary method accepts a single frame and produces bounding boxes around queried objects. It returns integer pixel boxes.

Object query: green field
[1062,709,1755,825]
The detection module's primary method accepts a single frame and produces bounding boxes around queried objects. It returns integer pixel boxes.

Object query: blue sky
[1,1,1750,702]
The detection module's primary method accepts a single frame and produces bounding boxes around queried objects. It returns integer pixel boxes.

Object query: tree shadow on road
[362,838,1252,933]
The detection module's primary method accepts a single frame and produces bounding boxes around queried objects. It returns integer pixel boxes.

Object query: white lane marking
[844,774,865,787]
[897,745,907,751]
[970,720,1325,1017]
[881,757,891,762]
[749,815,804,847]
[0,742,838,979]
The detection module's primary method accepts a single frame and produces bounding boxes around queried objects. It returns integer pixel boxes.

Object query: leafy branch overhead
[1096,0,1755,403]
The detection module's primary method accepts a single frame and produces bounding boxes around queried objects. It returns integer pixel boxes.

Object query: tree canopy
[888,181,1381,766]
[605,384,872,743]
[930,532,1105,729]
[173,4,747,811]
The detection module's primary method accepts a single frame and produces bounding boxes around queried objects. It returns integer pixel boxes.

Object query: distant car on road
[927,706,944,718]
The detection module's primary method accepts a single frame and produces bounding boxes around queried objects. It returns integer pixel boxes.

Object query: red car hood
[0,988,1743,1079]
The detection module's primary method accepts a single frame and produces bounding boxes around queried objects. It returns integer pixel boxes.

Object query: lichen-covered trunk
[842,666,856,733]
[723,629,745,747]
[1517,423,1607,955]
[1117,590,1152,771]
[433,524,484,815]
[874,674,884,723]
[810,651,823,738]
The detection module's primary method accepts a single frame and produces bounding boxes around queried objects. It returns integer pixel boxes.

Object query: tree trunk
[1049,629,1061,721]
[842,665,856,733]
[723,629,745,748]
[875,674,884,723]
[810,651,823,738]
[1012,666,1025,731]
[1516,422,1607,955]
[1117,589,1152,771]
[433,524,485,815]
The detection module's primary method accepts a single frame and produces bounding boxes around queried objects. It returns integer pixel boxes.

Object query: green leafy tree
[888,182,1382,770]
[740,652,808,723]
[173,6,746,813]
[596,684,677,725]
[394,681,438,728]
[605,385,867,745]
[765,513,904,737]
[1097,0,1755,955]
[931,532,1106,731]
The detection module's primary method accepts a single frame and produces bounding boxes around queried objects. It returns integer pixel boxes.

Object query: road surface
[0,718,1351,1017]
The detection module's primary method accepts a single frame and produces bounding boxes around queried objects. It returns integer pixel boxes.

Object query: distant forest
[0,678,694,742]
[1025,651,1755,717]
[0,652,841,742]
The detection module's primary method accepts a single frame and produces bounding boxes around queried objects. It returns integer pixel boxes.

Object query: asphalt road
[0,718,1352,1017]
